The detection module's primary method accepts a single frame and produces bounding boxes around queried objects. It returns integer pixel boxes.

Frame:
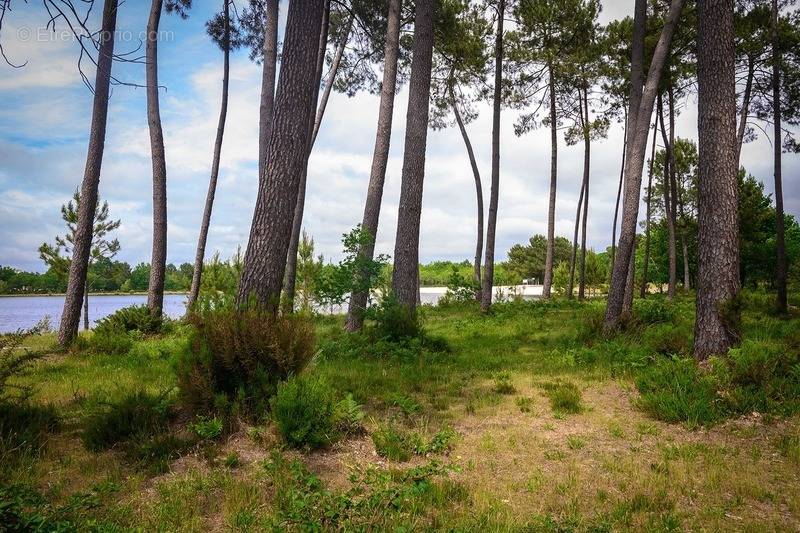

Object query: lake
[0,285,542,334]
[0,294,188,333]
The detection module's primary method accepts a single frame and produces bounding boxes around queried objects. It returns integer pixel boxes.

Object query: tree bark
[694,0,739,360]
[542,62,558,298]
[772,0,787,313]
[146,0,167,317]
[604,0,685,331]
[567,178,586,300]
[391,0,436,312]
[480,0,505,313]
[345,0,402,331]
[237,0,327,309]
[623,239,635,315]
[58,0,118,346]
[282,2,335,313]
[83,279,89,331]
[188,0,231,309]
[258,0,279,181]
[658,93,677,300]
[640,120,658,298]
[578,83,590,301]
[610,109,628,275]
[450,84,483,292]
[667,86,686,292]
[735,55,754,168]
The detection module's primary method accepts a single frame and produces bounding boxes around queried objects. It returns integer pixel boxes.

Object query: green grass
[3,292,800,530]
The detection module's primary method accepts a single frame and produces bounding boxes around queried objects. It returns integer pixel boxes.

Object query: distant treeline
[0,260,193,295]
[1,256,524,296]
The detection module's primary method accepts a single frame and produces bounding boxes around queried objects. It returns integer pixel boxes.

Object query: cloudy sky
[0,0,797,273]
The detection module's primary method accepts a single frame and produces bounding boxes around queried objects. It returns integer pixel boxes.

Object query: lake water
[0,285,542,334]
[0,294,188,333]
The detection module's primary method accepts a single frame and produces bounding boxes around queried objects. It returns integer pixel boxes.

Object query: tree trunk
[578,83,590,301]
[640,120,658,298]
[666,86,692,291]
[58,0,118,346]
[658,93,677,300]
[542,62,558,298]
[772,0,787,313]
[258,0,279,181]
[694,0,739,360]
[480,0,504,313]
[604,0,685,331]
[623,240,635,315]
[567,178,586,300]
[282,3,335,313]
[83,279,89,331]
[450,83,483,292]
[735,55,754,168]
[188,0,231,309]
[391,0,436,312]
[237,0,327,309]
[610,109,628,275]
[345,0,402,331]
[146,0,167,317]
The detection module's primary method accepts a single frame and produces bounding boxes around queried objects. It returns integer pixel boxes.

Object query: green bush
[334,394,365,436]
[720,340,800,415]
[641,323,691,356]
[188,415,224,440]
[633,299,676,326]
[94,305,163,336]
[88,329,136,355]
[636,358,724,428]
[82,390,171,451]
[176,301,315,418]
[367,295,420,342]
[271,375,338,449]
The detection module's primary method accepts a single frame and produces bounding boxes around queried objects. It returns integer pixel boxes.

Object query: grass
[2,293,800,530]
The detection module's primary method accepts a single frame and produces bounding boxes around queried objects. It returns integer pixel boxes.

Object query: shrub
[367,295,420,342]
[176,301,315,418]
[633,299,676,326]
[0,319,58,459]
[271,375,338,450]
[641,323,691,356]
[88,330,135,356]
[82,390,171,451]
[439,266,479,305]
[94,305,163,336]
[1,319,51,404]
[334,394,365,436]
[188,415,224,440]
[636,358,724,428]
[720,340,800,415]
[541,381,582,414]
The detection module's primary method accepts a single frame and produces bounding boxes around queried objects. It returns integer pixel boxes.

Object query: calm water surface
[0,286,542,334]
[0,294,188,333]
